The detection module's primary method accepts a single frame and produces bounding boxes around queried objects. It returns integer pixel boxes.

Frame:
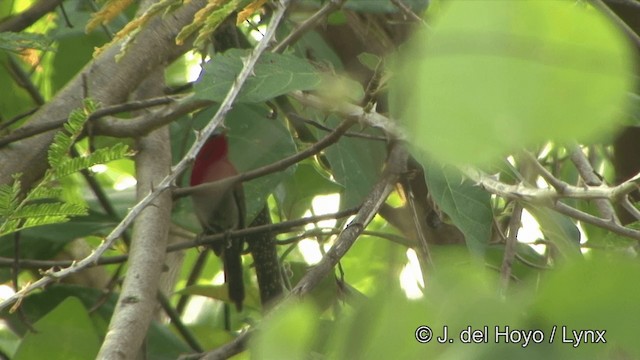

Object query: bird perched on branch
[190,132,245,311]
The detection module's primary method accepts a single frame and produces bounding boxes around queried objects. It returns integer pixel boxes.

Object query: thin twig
[287,113,387,141]
[390,0,429,26]
[0,0,64,32]
[271,0,347,53]
[289,90,406,140]
[588,0,640,48]
[604,0,640,8]
[157,291,203,352]
[0,95,181,147]
[500,202,523,293]
[552,201,640,240]
[621,196,640,222]
[0,207,359,269]
[522,151,567,193]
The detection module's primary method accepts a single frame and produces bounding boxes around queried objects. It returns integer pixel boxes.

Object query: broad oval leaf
[13,297,100,360]
[423,161,493,255]
[392,0,635,165]
[195,49,321,103]
[322,116,387,210]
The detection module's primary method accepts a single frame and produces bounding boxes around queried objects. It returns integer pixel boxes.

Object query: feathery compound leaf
[14,202,88,219]
[0,32,53,53]
[20,215,72,231]
[0,219,20,236]
[0,202,87,236]
[50,99,97,167]
[53,143,132,179]
[48,99,97,170]
[0,175,21,216]
[29,187,64,201]
[176,0,242,48]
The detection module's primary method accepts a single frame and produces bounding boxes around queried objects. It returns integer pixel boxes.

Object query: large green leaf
[13,297,100,360]
[3,285,190,359]
[533,255,640,359]
[226,105,298,221]
[274,161,342,220]
[392,0,635,165]
[322,116,386,210]
[195,49,321,103]
[423,161,493,255]
[525,205,581,260]
[251,301,319,360]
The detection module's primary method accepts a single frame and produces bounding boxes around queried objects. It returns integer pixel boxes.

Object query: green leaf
[0,32,52,52]
[525,205,581,260]
[227,105,298,221]
[423,161,493,255]
[13,297,100,360]
[274,162,342,220]
[322,116,386,210]
[13,202,87,219]
[48,99,98,170]
[52,142,132,179]
[392,0,634,165]
[0,177,21,216]
[533,255,640,359]
[3,285,189,359]
[251,301,319,360]
[195,49,321,103]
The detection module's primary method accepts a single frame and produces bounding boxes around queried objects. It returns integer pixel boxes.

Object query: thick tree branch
[97,72,173,359]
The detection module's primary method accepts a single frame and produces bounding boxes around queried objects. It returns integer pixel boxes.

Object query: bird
[190,132,245,311]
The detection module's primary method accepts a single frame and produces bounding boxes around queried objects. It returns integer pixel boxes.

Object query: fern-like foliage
[0,32,52,53]
[0,99,133,237]
[93,0,265,59]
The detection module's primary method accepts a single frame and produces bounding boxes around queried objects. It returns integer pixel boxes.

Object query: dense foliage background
[1,0,640,359]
